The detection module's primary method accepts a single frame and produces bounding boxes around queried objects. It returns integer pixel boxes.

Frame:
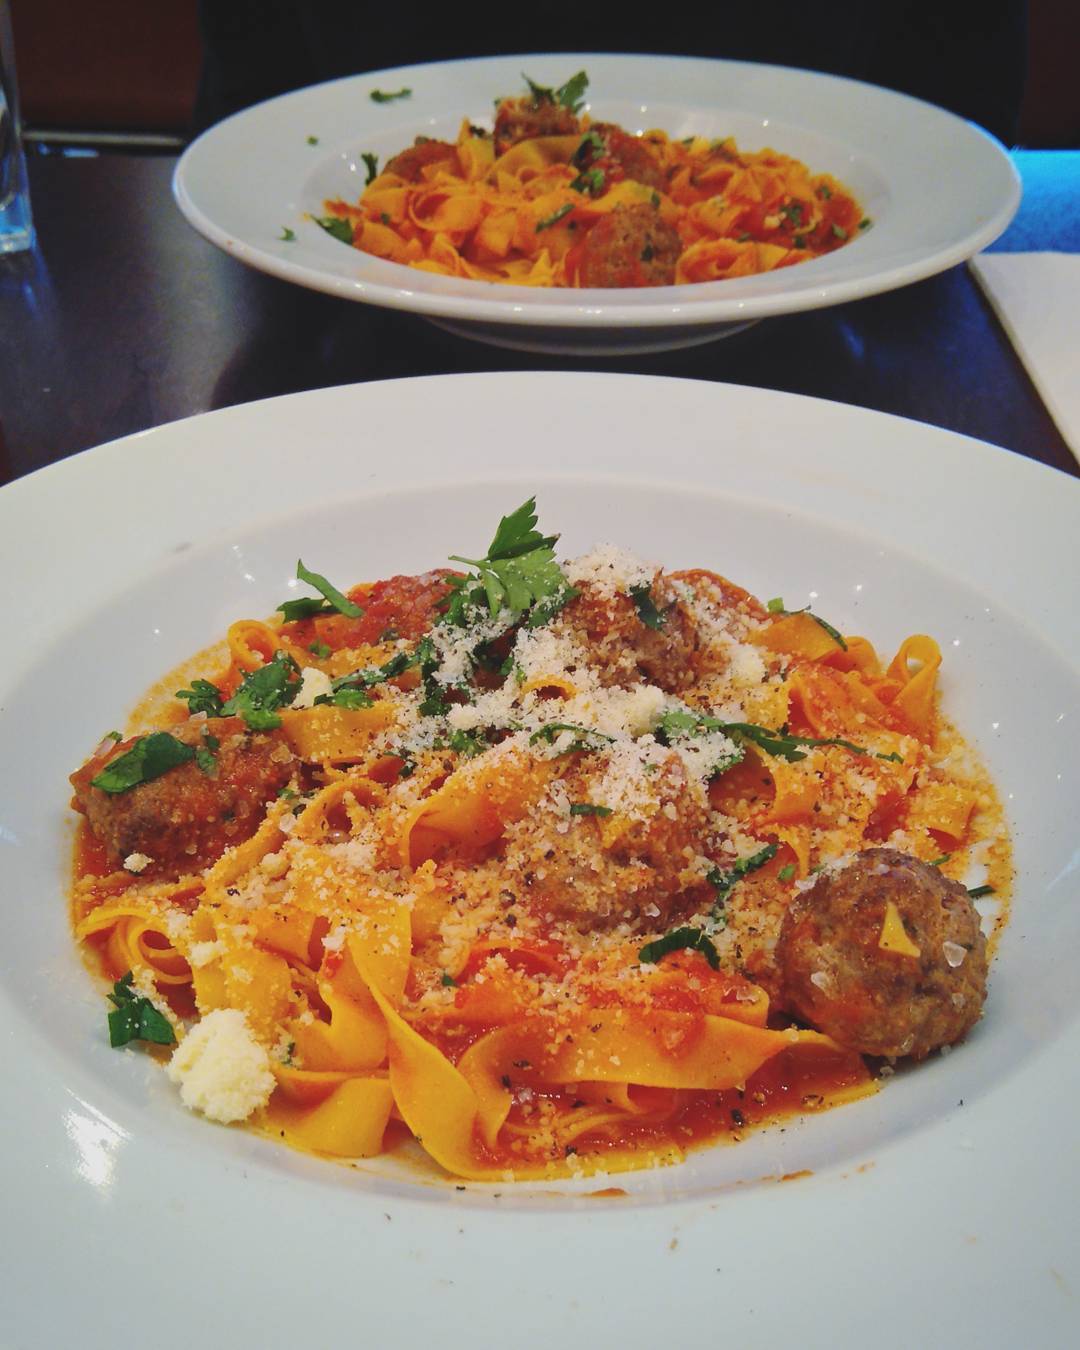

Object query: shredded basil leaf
[967,884,995,900]
[90,732,196,794]
[639,927,720,971]
[370,87,412,103]
[569,803,613,817]
[629,582,666,631]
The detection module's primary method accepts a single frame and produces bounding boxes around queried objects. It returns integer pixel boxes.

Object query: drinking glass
[0,0,33,254]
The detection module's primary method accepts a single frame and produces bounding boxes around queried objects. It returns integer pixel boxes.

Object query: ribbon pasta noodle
[68,504,1009,1181]
[320,73,868,290]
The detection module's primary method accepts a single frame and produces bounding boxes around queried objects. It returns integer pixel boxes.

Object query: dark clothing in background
[193,1,1028,145]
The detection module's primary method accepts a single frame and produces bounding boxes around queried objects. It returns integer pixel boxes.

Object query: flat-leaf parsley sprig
[446,497,578,628]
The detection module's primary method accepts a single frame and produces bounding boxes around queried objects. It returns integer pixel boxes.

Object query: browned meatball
[559,571,701,691]
[577,204,680,288]
[71,717,295,880]
[494,97,581,155]
[586,122,668,193]
[502,753,714,931]
[776,849,989,1060]
[383,138,458,183]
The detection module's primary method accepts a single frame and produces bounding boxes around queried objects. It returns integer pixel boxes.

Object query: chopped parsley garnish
[629,582,665,631]
[323,687,375,710]
[447,497,577,624]
[529,722,614,755]
[929,853,952,867]
[107,972,176,1047]
[279,226,296,242]
[572,130,605,167]
[306,135,319,145]
[765,597,848,650]
[195,745,218,776]
[536,202,574,232]
[175,678,226,717]
[440,971,457,987]
[780,201,804,228]
[816,183,832,200]
[569,166,605,197]
[361,152,379,185]
[436,728,487,759]
[522,70,589,113]
[858,218,872,230]
[569,803,613,817]
[221,650,302,730]
[370,87,412,103]
[90,731,196,794]
[707,843,779,908]
[778,863,796,882]
[308,640,331,659]
[967,884,995,900]
[639,926,720,971]
[314,215,354,244]
[831,224,848,240]
[278,559,363,622]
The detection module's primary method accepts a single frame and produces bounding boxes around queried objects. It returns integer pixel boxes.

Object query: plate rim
[172,52,1022,330]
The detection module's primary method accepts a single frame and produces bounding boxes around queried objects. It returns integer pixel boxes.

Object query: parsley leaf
[314,215,354,244]
[361,152,379,185]
[967,884,995,900]
[639,927,720,971]
[569,802,613,817]
[448,497,577,623]
[370,87,412,103]
[569,166,605,197]
[279,226,296,242]
[221,651,302,730]
[175,678,225,717]
[778,863,796,882]
[90,732,196,794]
[629,582,666,631]
[522,70,589,113]
[107,972,176,1047]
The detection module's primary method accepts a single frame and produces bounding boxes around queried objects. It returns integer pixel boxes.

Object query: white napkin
[969,252,1080,464]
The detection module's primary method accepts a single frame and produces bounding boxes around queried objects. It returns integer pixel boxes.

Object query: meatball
[776,849,989,1059]
[502,752,714,931]
[559,572,702,692]
[577,204,680,288]
[586,122,668,193]
[383,138,458,183]
[71,716,295,880]
[494,97,581,155]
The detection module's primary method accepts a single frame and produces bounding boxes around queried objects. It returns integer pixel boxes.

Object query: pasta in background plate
[69,500,1008,1181]
[318,72,869,289]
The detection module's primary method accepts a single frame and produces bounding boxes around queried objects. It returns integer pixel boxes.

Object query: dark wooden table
[1,147,1077,486]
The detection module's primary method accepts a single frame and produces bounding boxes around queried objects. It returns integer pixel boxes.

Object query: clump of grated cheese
[291,666,332,710]
[166,1009,275,1124]
[563,545,657,599]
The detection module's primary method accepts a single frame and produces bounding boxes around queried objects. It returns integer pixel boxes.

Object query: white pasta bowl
[173,53,1020,354]
[2,374,1078,1348]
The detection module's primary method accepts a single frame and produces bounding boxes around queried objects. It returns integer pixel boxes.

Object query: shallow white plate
[173,54,1020,355]
[2,374,1078,1349]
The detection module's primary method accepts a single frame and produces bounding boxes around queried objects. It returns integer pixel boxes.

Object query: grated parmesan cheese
[166,1009,275,1124]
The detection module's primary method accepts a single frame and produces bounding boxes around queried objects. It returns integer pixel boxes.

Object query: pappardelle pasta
[70,501,1008,1182]
[319,72,869,288]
